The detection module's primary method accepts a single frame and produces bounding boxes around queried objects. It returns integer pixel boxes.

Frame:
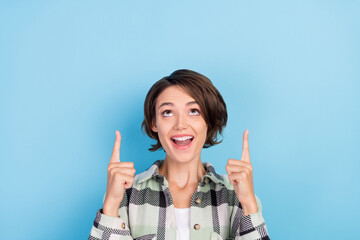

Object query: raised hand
[103,130,136,217]
[225,129,258,216]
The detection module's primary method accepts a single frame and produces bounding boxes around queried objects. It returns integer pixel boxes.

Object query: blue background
[1,1,359,239]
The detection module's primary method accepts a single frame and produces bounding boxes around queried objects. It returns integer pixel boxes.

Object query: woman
[89,69,270,240]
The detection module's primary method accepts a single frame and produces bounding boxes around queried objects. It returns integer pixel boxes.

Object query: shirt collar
[136,160,226,185]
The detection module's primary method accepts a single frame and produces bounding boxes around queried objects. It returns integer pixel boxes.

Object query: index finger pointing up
[110,130,121,163]
[241,129,250,162]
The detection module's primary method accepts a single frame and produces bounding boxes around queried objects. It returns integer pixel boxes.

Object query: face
[151,85,208,164]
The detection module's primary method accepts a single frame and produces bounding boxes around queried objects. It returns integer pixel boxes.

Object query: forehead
[156,85,195,106]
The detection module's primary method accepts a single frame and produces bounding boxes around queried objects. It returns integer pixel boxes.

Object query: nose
[174,113,188,130]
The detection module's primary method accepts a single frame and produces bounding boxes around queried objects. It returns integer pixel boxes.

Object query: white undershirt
[174,207,190,240]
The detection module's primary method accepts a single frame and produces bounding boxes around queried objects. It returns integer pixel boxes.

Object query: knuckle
[239,172,247,179]
[114,172,123,178]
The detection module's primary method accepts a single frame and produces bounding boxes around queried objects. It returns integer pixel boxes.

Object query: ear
[151,121,158,132]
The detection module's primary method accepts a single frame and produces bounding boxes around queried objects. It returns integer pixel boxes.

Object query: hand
[103,130,136,217]
[225,129,258,216]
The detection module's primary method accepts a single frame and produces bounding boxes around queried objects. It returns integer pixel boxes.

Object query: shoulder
[202,161,234,189]
[218,173,234,189]
[132,160,163,187]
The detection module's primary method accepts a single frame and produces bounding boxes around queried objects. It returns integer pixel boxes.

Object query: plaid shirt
[89,160,270,240]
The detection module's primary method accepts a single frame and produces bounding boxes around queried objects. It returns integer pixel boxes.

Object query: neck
[159,157,206,189]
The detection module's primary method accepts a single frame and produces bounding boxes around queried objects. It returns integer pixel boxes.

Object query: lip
[171,134,194,139]
[170,134,194,150]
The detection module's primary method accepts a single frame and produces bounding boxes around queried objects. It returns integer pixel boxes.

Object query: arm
[229,195,270,239]
[226,130,270,239]
[236,195,270,240]
[88,192,134,240]
[89,131,135,240]
[88,210,133,240]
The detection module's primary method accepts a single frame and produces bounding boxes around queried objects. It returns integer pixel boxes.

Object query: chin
[165,147,201,164]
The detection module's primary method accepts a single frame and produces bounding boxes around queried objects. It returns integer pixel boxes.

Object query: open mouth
[171,135,194,146]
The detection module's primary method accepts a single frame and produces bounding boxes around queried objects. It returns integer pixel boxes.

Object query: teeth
[172,136,193,141]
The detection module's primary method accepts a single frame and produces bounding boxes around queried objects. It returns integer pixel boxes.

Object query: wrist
[241,197,258,216]
[102,205,119,217]
[103,198,121,217]
[242,205,258,216]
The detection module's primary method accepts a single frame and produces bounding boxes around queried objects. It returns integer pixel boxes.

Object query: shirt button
[121,222,126,229]
[195,198,201,204]
[194,224,200,230]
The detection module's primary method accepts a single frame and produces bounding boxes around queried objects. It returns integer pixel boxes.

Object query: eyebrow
[158,101,198,110]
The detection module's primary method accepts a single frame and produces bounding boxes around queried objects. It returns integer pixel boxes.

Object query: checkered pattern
[89,160,270,240]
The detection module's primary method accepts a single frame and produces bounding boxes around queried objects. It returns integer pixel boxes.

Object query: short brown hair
[141,69,227,151]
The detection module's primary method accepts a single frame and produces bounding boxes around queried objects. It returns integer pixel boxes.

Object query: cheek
[196,121,208,138]
[156,128,168,148]
[156,120,171,137]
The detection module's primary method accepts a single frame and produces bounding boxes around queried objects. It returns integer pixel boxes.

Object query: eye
[189,108,200,116]
[162,110,173,117]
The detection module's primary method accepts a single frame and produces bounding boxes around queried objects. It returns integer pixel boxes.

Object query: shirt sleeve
[232,195,270,240]
[88,191,134,240]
